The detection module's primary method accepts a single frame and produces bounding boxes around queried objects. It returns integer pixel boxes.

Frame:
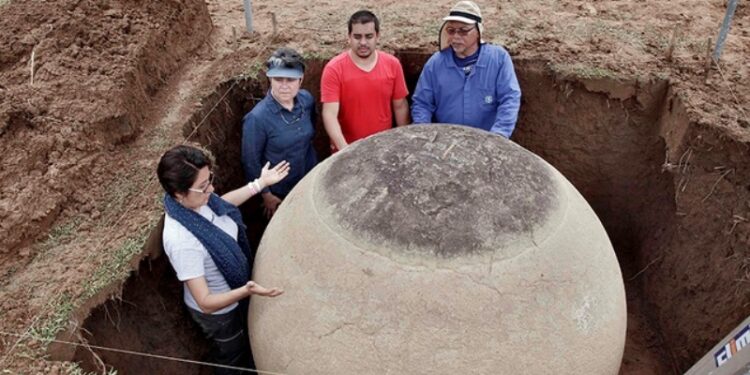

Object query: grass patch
[39,218,82,252]
[301,50,335,61]
[28,293,75,347]
[82,224,153,300]
[24,216,155,350]
[241,60,265,80]
[566,20,647,51]
[64,362,118,375]
[102,166,153,217]
[147,123,171,153]
[550,62,619,80]
[0,0,10,7]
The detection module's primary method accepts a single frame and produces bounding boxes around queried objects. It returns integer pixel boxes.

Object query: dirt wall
[513,61,750,371]
[0,0,211,279]
[512,61,678,373]
[648,93,750,369]
[73,252,212,375]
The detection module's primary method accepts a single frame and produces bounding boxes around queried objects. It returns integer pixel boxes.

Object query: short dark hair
[266,47,306,73]
[348,10,379,34]
[157,145,213,197]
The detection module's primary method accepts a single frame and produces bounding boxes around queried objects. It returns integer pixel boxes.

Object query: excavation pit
[70,52,749,374]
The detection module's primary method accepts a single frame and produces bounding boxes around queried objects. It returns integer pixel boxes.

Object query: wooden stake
[271,12,278,37]
[704,37,713,81]
[29,49,35,86]
[665,26,680,62]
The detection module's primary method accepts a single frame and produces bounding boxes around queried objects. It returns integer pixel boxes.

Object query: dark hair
[348,10,379,34]
[266,47,306,73]
[157,145,213,197]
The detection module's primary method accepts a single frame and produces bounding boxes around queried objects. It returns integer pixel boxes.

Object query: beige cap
[439,1,485,50]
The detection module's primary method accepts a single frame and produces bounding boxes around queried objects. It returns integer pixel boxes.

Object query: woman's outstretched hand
[260,161,290,188]
[245,281,284,297]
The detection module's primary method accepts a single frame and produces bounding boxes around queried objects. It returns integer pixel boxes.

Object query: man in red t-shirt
[321,10,410,152]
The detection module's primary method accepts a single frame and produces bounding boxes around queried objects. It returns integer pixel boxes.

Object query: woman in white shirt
[157,145,287,374]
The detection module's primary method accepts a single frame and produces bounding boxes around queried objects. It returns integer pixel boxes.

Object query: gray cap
[266,65,304,79]
[265,47,305,79]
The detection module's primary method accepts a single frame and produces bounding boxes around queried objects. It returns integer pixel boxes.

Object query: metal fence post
[244,0,253,33]
[712,0,739,62]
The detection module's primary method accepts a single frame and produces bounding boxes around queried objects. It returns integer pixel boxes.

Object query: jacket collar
[265,90,300,114]
[442,43,487,69]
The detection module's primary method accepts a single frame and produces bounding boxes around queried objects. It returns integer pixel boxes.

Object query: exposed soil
[72,238,213,375]
[0,0,748,374]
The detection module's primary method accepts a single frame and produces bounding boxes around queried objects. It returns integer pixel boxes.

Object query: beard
[355,46,372,58]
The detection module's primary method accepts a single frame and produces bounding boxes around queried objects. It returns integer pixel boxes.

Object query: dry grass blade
[702,168,733,202]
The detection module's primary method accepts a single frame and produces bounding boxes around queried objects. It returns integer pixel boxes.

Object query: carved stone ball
[249,125,626,374]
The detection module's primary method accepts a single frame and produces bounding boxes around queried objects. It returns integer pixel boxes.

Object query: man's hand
[262,192,282,218]
[322,102,349,151]
[245,281,284,297]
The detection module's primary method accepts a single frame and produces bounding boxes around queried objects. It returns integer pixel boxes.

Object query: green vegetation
[242,60,265,80]
[569,20,647,50]
[104,173,145,212]
[25,217,154,351]
[64,362,118,375]
[40,219,82,252]
[83,223,153,299]
[147,123,171,153]
[28,293,75,346]
[550,62,619,80]
[302,50,335,62]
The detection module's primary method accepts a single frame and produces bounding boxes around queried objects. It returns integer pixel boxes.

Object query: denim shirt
[411,44,521,138]
[241,89,318,197]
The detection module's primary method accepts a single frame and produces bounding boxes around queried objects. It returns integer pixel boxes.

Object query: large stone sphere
[249,125,626,374]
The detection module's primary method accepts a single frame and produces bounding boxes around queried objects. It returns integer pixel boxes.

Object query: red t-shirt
[321,51,408,144]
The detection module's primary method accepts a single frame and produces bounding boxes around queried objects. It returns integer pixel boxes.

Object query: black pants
[188,305,252,375]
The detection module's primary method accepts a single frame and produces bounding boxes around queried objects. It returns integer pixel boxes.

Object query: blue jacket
[241,90,318,197]
[411,44,521,137]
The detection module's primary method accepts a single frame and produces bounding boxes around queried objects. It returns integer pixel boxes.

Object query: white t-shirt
[163,205,240,315]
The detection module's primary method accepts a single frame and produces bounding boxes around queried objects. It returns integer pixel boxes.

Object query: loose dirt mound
[0,0,209,291]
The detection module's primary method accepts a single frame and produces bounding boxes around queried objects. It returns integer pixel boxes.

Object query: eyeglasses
[188,172,214,194]
[445,26,476,36]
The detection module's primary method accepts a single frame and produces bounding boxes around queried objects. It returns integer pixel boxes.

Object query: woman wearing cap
[241,47,318,219]
[158,145,288,374]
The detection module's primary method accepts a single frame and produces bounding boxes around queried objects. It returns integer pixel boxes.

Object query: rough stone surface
[249,125,627,374]
[320,126,560,259]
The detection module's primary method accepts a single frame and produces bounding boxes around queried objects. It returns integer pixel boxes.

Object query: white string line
[0,298,55,368]
[0,331,287,375]
[182,79,240,143]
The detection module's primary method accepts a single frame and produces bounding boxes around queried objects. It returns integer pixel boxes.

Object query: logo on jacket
[484,96,493,104]
[714,323,750,367]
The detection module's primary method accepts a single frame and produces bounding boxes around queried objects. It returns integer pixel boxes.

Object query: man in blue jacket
[411,1,521,138]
